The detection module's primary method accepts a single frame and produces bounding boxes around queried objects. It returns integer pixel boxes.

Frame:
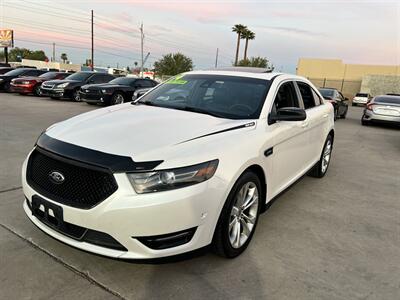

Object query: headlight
[21,81,32,85]
[57,83,69,88]
[127,160,219,194]
[101,89,109,94]
[0,79,3,82]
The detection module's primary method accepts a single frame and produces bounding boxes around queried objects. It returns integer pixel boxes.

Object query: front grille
[42,83,55,89]
[27,148,118,209]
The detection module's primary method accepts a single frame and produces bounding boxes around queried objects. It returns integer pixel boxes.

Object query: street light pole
[91,10,94,71]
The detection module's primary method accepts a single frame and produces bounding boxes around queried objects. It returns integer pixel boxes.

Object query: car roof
[185,69,301,81]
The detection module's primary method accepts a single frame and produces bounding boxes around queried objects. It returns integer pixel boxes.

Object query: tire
[212,171,262,258]
[33,84,42,97]
[73,89,81,102]
[111,92,125,105]
[341,108,348,119]
[308,134,333,178]
[361,118,369,126]
[352,103,356,107]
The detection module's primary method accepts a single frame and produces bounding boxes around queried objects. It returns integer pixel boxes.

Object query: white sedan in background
[22,68,334,259]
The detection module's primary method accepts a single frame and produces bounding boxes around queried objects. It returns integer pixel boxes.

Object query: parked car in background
[40,71,115,101]
[362,95,400,126]
[318,88,348,120]
[22,70,335,259]
[10,72,71,96]
[0,67,14,75]
[132,87,153,101]
[0,68,47,92]
[352,93,371,106]
[80,77,157,106]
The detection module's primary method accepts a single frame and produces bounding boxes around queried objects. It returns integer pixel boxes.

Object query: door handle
[301,121,309,128]
[323,114,329,118]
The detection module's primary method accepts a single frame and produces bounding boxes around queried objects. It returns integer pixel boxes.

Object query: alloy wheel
[321,138,332,174]
[114,94,124,105]
[229,182,259,249]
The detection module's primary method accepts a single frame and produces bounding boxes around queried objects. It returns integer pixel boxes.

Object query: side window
[272,82,299,114]
[26,70,40,76]
[90,75,108,84]
[135,80,153,88]
[297,82,316,109]
[311,89,322,105]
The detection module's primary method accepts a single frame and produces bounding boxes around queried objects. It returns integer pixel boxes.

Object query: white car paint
[22,71,334,259]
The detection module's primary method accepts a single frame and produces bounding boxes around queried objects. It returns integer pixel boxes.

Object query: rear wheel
[340,107,348,119]
[111,92,125,105]
[361,118,369,126]
[212,171,261,258]
[308,134,333,178]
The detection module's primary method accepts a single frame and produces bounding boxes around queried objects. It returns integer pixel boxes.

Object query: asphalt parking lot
[0,93,399,300]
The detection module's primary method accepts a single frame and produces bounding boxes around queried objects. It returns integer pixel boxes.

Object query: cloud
[255,25,326,38]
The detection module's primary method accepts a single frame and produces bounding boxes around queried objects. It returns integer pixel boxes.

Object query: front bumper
[81,92,112,104]
[40,88,73,99]
[10,83,35,94]
[22,153,226,259]
[363,110,400,124]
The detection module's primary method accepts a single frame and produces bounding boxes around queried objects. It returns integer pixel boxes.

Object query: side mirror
[132,89,147,100]
[268,107,306,124]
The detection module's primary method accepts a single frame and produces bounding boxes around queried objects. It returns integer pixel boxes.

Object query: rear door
[296,81,328,164]
[266,81,310,196]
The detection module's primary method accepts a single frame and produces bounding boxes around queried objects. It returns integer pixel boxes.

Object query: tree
[232,24,247,66]
[7,47,48,62]
[61,53,68,63]
[241,29,255,60]
[153,53,193,76]
[237,56,274,70]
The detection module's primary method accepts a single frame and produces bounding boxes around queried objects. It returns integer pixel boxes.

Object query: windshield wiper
[180,106,226,118]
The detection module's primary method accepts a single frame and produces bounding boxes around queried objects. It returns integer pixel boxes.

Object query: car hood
[0,75,13,80]
[81,83,129,90]
[44,79,80,85]
[12,76,42,82]
[46,103,256,163]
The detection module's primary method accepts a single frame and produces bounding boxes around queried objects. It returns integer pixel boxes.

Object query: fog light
[135,227,197,250]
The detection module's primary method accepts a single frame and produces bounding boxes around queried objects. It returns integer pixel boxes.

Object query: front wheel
[33,84,42,96]
[73,89,81,102]
[111,92,125,105]
[212,171,261,258]
[308,134,333,178]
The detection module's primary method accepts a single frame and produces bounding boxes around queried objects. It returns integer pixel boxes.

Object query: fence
[307,78,362,98]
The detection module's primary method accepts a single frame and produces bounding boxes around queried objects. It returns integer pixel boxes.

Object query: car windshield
[137,74,270,119]
[39,72,58,79]
[356,93,368,97]
[319,89,335,97]
[109,77,136,85]
[4,68,28,76]
[374,96,400,105]
[65,72,92,81]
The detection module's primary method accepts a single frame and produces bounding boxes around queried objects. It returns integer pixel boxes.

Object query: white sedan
[22,68,335,259]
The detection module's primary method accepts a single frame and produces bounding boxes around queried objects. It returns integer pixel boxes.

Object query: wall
[19,59,81,72]
[297,58,400,80]
[361,75,400,96]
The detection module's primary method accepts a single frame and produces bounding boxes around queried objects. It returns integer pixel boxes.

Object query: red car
[10,72,71,96]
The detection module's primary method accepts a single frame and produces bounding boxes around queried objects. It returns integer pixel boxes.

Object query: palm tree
[242,29,255,60]
[60,53,68,64]
[232,24,247,66]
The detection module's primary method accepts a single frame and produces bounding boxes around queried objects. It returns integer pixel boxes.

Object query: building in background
[15,59,81,72]
[297,58,400,97]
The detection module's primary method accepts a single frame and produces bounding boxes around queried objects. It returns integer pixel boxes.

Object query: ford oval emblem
[49,171,65,184]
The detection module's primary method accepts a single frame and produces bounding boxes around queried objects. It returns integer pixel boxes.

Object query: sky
[0,0,399,72]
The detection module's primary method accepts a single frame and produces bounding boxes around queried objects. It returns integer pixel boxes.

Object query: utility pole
[91,9,94,71]
[4,47,8,64]
[215,48,219,68]
[52,43,55,62]
[140,23,144,78]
